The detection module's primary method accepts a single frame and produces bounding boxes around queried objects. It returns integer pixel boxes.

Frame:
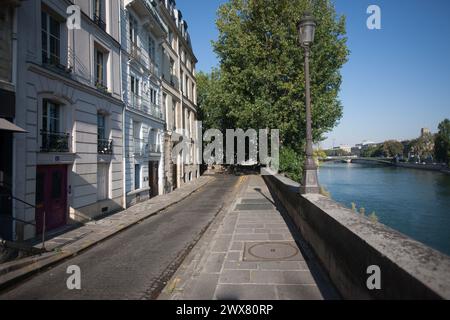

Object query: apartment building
[121,0,167,206]
[0,0,26,241]
[157,0,199,191]
[12,0,125,241]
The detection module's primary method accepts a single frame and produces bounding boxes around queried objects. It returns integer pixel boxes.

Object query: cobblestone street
[0,175,240,299]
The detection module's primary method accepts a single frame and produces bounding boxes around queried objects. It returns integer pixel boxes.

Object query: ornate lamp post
[298,12,320,194]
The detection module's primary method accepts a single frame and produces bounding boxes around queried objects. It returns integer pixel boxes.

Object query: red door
[35,165,67,234]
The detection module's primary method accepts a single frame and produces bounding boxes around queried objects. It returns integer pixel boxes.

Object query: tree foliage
[434,119,450,165]
[408,133,435,160]
[197,0,349,180]
[382,140,404,157]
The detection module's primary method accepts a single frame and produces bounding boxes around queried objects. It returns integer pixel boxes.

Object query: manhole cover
[243,242,301,261]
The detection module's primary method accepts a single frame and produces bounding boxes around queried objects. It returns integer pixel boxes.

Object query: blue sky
[177,0,450,148]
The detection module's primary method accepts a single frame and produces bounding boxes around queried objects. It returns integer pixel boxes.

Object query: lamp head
[298,12,316,47]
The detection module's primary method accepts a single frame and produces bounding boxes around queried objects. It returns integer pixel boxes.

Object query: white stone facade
[121,0,166,206]
[13,0,124,240]
[157,0,200,191]
[5,0,200,241]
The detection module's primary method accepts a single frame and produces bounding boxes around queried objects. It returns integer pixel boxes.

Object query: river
[318,162,450,256]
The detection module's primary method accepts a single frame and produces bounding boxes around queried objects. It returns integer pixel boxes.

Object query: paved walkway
[0,175,214,290]
[159,175,339,300]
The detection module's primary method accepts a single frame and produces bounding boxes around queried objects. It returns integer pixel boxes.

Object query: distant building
[351,146,361,157]
[421,128,430,137]
[338,145,352,154]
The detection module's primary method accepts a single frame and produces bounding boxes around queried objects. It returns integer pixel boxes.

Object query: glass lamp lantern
[298,13,317,47]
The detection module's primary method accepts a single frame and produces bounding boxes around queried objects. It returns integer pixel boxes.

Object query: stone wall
[262,170,450,299]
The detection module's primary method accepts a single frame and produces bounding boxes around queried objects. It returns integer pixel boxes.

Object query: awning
[0,118,26,133]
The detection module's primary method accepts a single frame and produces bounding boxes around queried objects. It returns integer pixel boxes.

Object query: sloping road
[0,174,240,300]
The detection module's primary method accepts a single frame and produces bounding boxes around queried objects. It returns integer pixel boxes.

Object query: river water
[318,162,450,256]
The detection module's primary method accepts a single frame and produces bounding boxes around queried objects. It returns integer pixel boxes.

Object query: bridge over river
[321,156,394,165]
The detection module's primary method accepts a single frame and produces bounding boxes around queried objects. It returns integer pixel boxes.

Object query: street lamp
[298,12,320,194]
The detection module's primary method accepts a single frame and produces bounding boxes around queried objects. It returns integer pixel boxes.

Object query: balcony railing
[95,80,111,96]
[42,56,72,78]
[40,130,70,153]
[130,93,141,110]
[129,94,163,120]
[93,14,106,31]
[130,42,142,62]
[98,139,113,155]
[148,144,161,154]
[133,138,145,156]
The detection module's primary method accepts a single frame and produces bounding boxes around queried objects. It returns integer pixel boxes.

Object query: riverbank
[393,162,450,174]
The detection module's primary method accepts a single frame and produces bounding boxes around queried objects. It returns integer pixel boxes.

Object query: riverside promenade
[159,175,339,300]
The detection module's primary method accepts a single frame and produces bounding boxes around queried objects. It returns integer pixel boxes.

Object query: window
[187,110,191,137]
[148,37,155,62]
[0,7,13,82]
[168,30,173,47]
[170,58,175,76]
[93,0,106,31]
[181,71,184,93]
[134,164,141,190]
[43,100,60,133]
[41,11,60,65]
[172,100,176,131]
[130,76,140,108]
[97,163,109,201]
[185,75,189,98]
[129,15,137,44]
[97,114,106,140]
[97,113,112,154]
[41,99,69,152]
[150,87,157,104]
[95,48,107,89]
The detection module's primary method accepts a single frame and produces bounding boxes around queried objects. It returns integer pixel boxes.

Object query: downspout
[119,0,127,209]
[11,5,18,240]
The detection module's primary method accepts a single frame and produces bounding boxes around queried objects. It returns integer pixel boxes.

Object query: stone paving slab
[159,175,340,300]
[0,176,215,291]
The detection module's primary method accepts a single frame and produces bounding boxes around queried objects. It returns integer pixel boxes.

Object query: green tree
[198,0,349,181]
[434,119,450,165]
[410,133,435,161]
[279,146,304,182]
[360,145,382,158]
[381,140,403,157]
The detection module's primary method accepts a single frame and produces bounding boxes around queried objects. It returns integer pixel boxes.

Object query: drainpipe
[11,4,20,240]
[119,1,127,209]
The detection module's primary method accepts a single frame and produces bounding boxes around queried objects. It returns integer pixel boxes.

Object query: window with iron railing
[41,100,69,153]
[133,138,145,156]
[93,0,106,31]
[130,75,141,110]
[97,113,113,154]
[95,47,108,92]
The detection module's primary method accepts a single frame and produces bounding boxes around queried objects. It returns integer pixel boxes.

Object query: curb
[0,176,215,292]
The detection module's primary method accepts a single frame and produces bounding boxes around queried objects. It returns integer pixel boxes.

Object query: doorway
[149,161,159,198]
[35,165,67,234]
[172,163,177,190]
